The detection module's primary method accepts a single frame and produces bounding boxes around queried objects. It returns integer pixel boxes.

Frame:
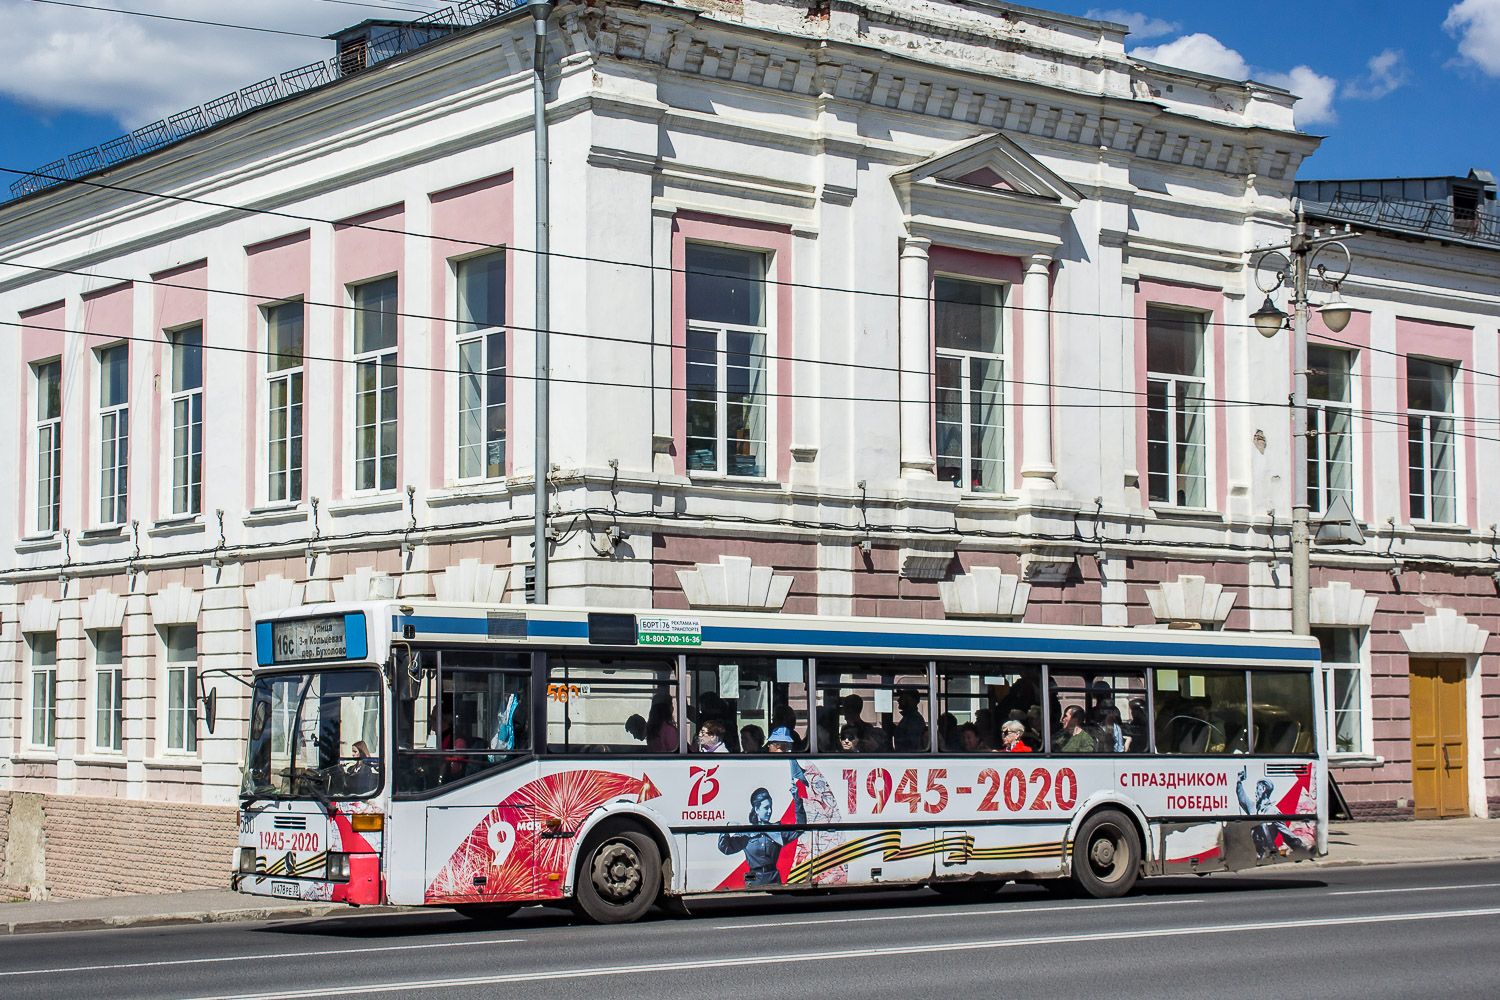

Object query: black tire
[453,903,519,925]
[573,827,662,924]
[1070,809,1141,898]
[930,880,1005,901]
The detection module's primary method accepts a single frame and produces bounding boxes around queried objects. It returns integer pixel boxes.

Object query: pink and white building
[0,0,1495,897]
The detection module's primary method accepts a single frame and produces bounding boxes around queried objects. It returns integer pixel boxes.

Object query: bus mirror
[203,687,218,734]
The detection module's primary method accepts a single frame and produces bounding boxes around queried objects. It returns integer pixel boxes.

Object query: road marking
[177,905,1500,1000]
[1329,881,1500,897]
[713,896,1203,930]
[0,937,522,978]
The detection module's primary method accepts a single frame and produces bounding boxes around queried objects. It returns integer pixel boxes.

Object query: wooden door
[1409,659,1469,819]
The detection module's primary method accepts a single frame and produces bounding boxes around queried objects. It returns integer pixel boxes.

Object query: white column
[899,237,935,478]
[1019,253,1057,488]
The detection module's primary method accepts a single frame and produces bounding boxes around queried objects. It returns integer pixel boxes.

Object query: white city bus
[233,602,1326,923]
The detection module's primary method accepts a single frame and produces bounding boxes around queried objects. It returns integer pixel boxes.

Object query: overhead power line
[20,0,326,38]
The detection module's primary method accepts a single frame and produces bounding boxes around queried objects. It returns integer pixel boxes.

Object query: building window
[98,343,129,524]
[34,358,62,533]
[169,326,203,516]
[29,632,57,749]
[352,277,398,492]
[685,243,768,478]
[165,624,198,753]
[1307,345,1354,514]
[94,629,124,752]
[1314,626,1368,756]
[455,252,506,480]
[1145,306,1207,508]
[266,302,304,504]
[1407,357,1456,523]
[934,277,1006,493]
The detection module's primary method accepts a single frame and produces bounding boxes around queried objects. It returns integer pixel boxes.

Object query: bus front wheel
[1070,809,1140,899]
[574,828,661,924]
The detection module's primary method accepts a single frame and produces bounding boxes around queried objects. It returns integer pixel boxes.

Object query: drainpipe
[530,0,554,604]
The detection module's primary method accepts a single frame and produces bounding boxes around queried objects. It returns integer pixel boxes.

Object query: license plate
[271,881,299,898]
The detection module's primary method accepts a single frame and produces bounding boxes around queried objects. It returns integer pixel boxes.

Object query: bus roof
[255,601,1321,669]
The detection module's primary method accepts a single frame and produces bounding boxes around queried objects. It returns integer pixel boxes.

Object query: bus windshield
[242,668,384,800]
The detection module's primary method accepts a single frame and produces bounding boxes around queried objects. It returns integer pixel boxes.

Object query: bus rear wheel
[574,828,661,924]
[1070,809,1140,899]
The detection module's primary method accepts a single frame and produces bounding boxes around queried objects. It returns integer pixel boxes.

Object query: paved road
[4,862,1498,1000]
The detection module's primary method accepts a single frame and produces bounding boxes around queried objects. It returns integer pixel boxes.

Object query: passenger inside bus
[1055,706,1096,752]
[958,723,993,752]
[999,719,1031,752]
[741,724,766,753]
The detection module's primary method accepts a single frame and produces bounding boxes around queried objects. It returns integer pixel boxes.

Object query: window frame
[932,274,1009,495]
[349,275,399,494]
[162,624,199,755]
[27,632,58,751]
[683,241,773,481]
[33,357,63,534]
[91,628,125,753]
[96,342,130,526]
[1312,626,1373,759]
[452,250,507,482]
[1144,305,1209,510]
[264,299,306,506]
[1306,344,1355,516]
[167,324,204,517]
[1405,355,1458,525]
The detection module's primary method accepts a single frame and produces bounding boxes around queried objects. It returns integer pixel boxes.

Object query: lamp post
[1251,199,1355,636]
[530,0,555,604]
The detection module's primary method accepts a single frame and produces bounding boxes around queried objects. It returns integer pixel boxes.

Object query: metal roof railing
[7,0,525,202]
[1313,190,1500,250]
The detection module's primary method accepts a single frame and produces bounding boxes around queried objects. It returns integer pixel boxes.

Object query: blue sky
[1,1,1496,189]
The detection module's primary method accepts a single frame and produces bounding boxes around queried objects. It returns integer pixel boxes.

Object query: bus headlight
[326,852,351,881]
[239,848,257,873]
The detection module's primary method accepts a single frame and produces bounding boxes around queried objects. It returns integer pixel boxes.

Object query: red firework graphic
[426,769,650,903]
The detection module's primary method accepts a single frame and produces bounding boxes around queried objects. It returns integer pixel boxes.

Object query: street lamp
[1251,201,1356,636]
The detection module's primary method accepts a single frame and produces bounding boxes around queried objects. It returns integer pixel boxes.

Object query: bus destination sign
[638,617,701,646]
[271,616,348,663]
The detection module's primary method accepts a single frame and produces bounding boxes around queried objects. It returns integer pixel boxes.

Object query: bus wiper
[296,769,338,817]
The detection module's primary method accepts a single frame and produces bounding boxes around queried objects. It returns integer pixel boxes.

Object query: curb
[1313,853,1500,869]
[0,903,412,936]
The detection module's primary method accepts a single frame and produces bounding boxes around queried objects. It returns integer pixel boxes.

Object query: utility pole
[1251,201,1355,636]
[530,0,554,605]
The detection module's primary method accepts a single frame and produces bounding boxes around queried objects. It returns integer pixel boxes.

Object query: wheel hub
[593,842,642,901]
[1090,838,1117,868]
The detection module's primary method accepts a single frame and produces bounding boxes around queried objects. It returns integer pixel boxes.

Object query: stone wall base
[0,791,237,899]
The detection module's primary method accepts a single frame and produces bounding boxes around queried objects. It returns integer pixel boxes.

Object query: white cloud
[1262,66,1338,126]
[1342,48,1408,99]
[1445,0,1500,76]
[0,0,367,129]
[1084,8,1180,40]
[1130,33,1250,80]
[1131,33,1337,128]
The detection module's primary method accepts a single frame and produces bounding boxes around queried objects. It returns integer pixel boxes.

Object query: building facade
[0,0,1495,898]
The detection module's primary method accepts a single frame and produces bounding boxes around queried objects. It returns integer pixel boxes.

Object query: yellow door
[1409,659,1469,819]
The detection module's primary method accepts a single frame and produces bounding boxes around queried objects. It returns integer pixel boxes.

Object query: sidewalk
[2,818,1497,935]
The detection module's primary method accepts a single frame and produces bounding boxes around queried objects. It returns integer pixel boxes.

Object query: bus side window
[1250,671,1316,754]
[816,662,930,754]
[1152,668,1249,755]
[395,651,530,795]
[547,657,678,753]
[936,663,1043,753]
[687,656,808,753]
[1047,668,1147,754]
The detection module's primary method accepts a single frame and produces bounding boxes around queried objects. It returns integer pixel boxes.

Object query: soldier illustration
[717,784,806,886]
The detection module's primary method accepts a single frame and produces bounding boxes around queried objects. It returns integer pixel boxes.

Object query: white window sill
[144,756,202,770]
[326,494,406,517]
[74,753,129,767]
[1328,754,1384,768]
[13,751,58,763]
[244,504,308,527]
[688,473,782,489]
[15,534,61,554]
[427,480,513,508]
[78,525,127,545]
[147,516,204,538]
[1149,505,1225,522]
[1406,520,1471,534]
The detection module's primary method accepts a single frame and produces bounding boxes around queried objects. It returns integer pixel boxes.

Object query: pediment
[891,132,1082,207]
